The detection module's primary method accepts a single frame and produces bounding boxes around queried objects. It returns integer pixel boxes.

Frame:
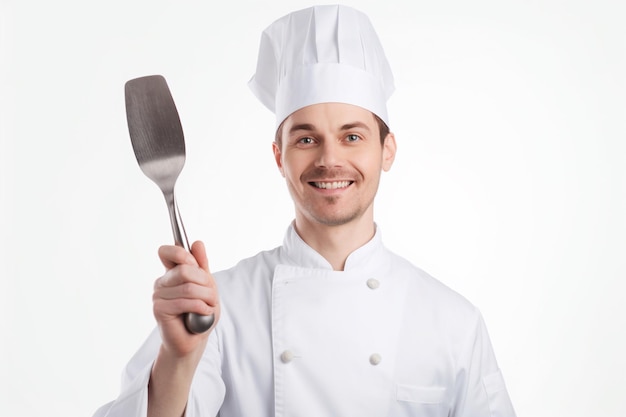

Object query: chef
[95,4,516,417]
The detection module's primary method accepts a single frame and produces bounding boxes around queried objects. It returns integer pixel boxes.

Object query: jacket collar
[281,221,386,271]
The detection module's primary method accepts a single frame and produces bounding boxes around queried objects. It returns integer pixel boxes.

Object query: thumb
[191,240,210,273]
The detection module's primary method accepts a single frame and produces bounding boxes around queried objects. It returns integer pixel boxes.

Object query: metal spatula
[125,74,214,334]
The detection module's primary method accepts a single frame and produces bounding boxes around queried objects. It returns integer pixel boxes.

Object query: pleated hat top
[248,4,395,128]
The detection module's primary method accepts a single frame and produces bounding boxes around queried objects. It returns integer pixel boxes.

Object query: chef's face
[273,103,396,227]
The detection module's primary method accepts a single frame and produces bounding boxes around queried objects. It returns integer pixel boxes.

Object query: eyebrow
[288,123,317,135]
[287,121,371,135]
[340,122,371,132]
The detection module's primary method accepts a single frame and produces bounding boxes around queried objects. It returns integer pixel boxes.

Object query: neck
[294,213,376,271]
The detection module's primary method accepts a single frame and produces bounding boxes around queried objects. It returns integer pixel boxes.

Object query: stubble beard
[295,167,374,226]
[305,195,362,226]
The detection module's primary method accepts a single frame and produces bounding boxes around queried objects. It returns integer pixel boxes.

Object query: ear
[381,132,397,172]
[272,142,285,177]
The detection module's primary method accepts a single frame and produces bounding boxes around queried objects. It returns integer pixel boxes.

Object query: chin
[310,210,361,227]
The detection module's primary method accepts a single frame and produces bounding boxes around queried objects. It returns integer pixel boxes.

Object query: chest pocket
[394,385,448,417]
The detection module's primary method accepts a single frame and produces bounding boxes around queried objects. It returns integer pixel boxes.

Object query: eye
[298,136,315,145]
[346,134,361,142]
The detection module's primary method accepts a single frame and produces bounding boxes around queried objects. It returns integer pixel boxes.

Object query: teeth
[313,181,351,189]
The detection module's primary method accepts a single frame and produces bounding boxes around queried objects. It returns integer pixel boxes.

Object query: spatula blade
[125,75,186,165]
[125,75,187,192]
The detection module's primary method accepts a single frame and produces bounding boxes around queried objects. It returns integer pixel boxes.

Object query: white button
[369,353,382,365]
[366,278,380,289]
[280,350,295,363]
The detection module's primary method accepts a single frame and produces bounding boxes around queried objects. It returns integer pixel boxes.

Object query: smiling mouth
[310,181,353,189]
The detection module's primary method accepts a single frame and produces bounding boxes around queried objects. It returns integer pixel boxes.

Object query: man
[95,5,516,417]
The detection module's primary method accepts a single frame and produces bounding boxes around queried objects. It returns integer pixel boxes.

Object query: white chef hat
[248,4,395,129]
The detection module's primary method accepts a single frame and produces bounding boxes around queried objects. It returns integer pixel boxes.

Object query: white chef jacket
[94,224,516,417]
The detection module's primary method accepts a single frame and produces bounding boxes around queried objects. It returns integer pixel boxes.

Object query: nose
[315,140,343,169]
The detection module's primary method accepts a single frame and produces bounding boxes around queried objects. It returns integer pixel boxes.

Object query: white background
[1,0,624,416]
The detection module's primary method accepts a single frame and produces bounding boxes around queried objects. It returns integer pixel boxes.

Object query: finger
[158,245,199,270]
[153,297,214,319]
[191,241,210,273]
[154,282,217,305]
[155,264,211,289]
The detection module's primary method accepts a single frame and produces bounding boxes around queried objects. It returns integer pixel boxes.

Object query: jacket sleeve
[92,327,226,417]
[453,311,517,417]
[91,328,160,417]
[182,328,226,417]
